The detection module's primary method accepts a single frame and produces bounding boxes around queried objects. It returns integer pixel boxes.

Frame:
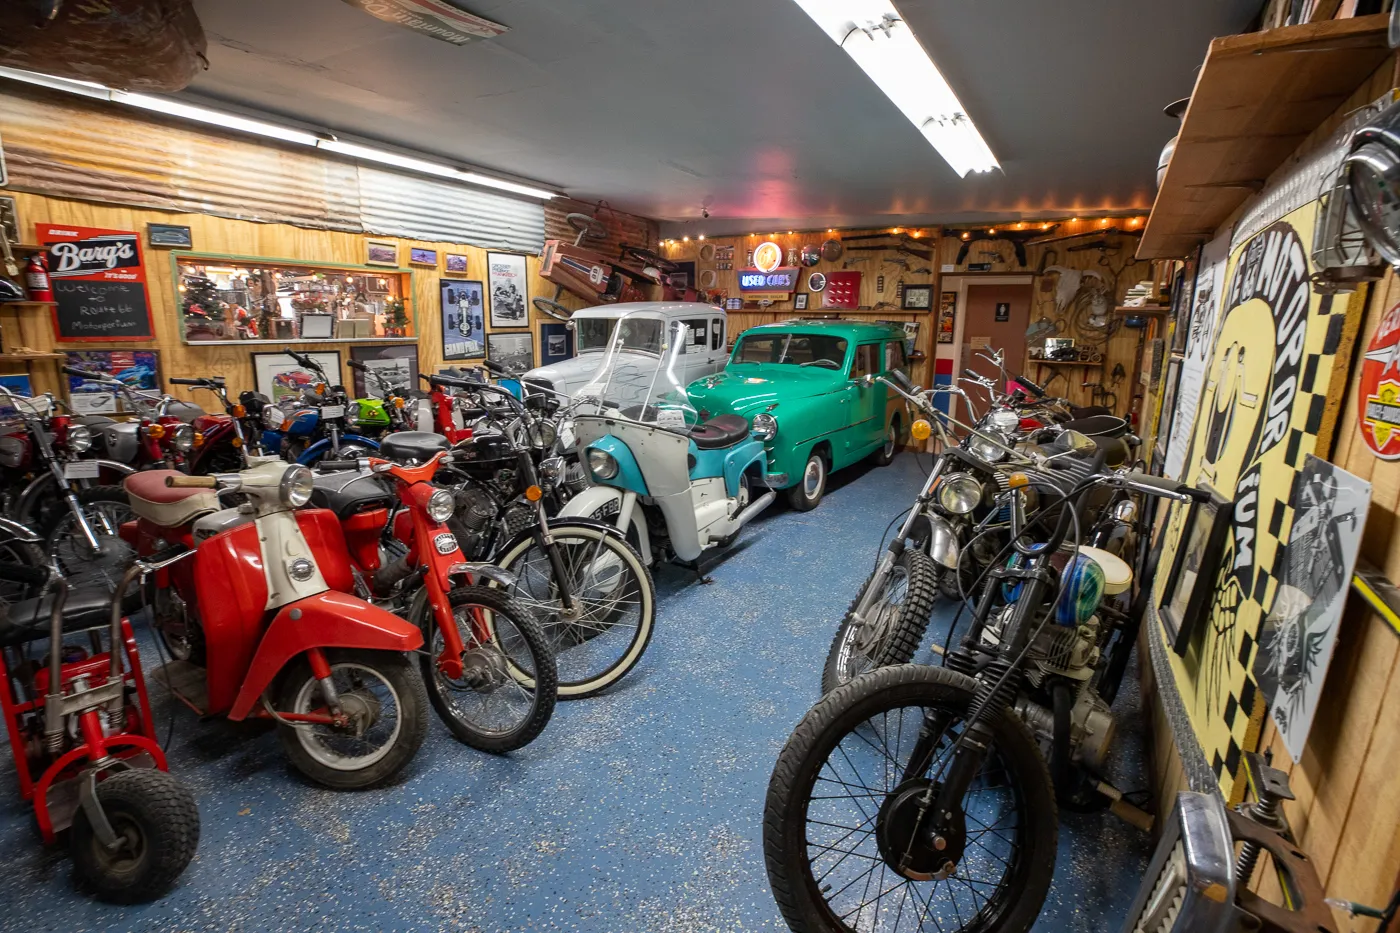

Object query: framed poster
[36,223,155,341]
[794,293,808,311]
[440,279,485,360]
[1,195,23,248]
[365,238,399,267]
[252,351,342,404]
[0,374,33,418]
[445,253,468,275]
[487,252,529,327]
[1157,356,1182,451]
[901,285,932,311]
[147,223,192,248]
[409,247,438,266]
[486,331,534,375]
[349,344,418,397]
[1159,486,1232,657]
[938,291,957,343]
[540,321,573,364]
[63,349,161,414]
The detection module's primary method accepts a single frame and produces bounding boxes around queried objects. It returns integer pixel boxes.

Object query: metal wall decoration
[37,223,155,341]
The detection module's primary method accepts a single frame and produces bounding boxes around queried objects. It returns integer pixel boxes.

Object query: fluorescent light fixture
[787,0,998,177]
[0,67,559,199]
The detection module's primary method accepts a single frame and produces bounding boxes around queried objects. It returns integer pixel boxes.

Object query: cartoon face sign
[1195,298,1273,489]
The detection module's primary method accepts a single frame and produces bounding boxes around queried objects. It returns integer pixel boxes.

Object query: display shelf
[1116,305,1169,315]
[0,300,57,309]
[1139,13,1391,260]
[0,351,64,361]
[1031,358,1102,366]
[11,243,47,253]
[184,336,416,346]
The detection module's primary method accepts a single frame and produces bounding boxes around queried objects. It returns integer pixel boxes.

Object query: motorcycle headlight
[528,421,558,448]
[988,409,1019,434]
[587,448,619,480]
[345,406,359,427]
[279,465,314,508]
[938,472,982,514]
[751,412,777,441]
[263,406,284,430]
[67,424,93,453]
[540,456,565,486]
[969,431,1007,463]
[169,423,195,452]
[426,488,456,523]
[1113,498,1138,523]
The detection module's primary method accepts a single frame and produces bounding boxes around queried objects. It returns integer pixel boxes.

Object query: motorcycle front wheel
[764,664,1057,933]
[492,523,655,699]
[41,485,136,593]
[821,548,938,694]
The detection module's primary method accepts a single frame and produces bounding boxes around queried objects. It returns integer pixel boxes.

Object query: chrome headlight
[528,421,558,448]
[987,409,1019,434]
[279,464,314,507]
[169,423,195,452]
[67,424,93,453]
[751,412,777,441]
[587,448,619,480]
[426,488,456,523]
[539,456,565,486]
[344,406,359,427]
[1113,498,1138,523]
[263,406,284,430]
[938,472,981,514]
[969,431,1007,463]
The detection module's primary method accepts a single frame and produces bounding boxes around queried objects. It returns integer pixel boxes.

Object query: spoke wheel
[41,485,136,593]
[822,548,939,694]
[765,665,1056,933]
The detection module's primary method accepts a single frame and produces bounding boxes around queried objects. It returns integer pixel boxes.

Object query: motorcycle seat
[1078,545,1133,596]
[690,415,751,450]
[0,586,114,647]
[1070,405,1114,419]
[124,470,221,527]
[310,470,394,519]
[1060,414,1128,438]
[380,431,449,464]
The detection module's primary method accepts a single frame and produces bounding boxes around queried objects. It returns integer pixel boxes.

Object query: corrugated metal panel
[356,166,545,254]
[0,87,361,231]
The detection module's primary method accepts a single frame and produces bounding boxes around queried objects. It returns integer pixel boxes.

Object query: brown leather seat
[124,470,221,527]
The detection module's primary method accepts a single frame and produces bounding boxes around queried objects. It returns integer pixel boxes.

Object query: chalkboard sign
[52,279,154,340]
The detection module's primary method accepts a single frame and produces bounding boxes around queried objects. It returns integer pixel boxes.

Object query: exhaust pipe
[731,490,775,529]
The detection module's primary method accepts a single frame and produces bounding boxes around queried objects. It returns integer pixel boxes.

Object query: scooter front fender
[557,486,652,565]
[228,590,424,721]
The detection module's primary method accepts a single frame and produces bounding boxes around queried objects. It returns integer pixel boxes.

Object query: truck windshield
[576,317,664,354]
[733,333,848,368]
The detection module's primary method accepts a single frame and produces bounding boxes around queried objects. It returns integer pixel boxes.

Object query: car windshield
[575,316,664,354]
[733,332,848,369]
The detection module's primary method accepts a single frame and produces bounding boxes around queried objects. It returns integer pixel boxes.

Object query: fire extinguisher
[24,253,53,303]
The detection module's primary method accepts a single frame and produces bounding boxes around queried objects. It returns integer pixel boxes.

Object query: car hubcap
[884,425,896,457]
[803,459,822,497]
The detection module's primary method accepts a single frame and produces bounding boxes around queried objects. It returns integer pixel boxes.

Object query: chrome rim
[292,661,402,771]
[883,423,897,458]
[803,457,824,498]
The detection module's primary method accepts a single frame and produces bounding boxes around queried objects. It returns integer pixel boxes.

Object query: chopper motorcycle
[118,458,428,789]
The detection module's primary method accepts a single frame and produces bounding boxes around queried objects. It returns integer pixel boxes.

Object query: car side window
[884,339,907,375]
[712,318,723,351]
[852,343,879,379]
[681,318,709,352]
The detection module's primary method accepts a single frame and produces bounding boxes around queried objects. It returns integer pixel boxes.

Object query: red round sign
[1359,300,1400,459]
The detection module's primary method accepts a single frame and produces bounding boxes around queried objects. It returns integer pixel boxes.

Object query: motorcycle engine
[448,485,498,559]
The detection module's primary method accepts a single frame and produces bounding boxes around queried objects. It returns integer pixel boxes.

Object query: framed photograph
[0,374,33,418]
[725,297,741,311]
[486,331,534,375]
[441,279,485,360]
[902,284,933,311]
[409,247,438,267]
[1157,356,1182,448]
[0,195,20,248]
[1158,485,1232,656]
[63,350,160,414]
[365,238,399,267]
[794,293,808,310]
[540,321,573,363]
[146,223,192,248]
[445,253,469,275]
[487,252,529,327]
[938,291,957,343]
[299,312,335,340]
[349,344,418,397]
[252,350,342,404]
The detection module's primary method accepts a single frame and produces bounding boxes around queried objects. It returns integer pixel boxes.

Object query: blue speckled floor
[0,454,1152,932]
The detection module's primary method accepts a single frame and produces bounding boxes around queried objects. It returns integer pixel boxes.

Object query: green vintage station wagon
[686,320,910,511]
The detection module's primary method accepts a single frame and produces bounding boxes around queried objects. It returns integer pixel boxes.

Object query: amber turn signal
[524,485,544,502]
[393,397,405,409]
[231,437,243,448]
[192,432,205,447]
[910,419,932,441]
[1007,472,1030,489]
[231,404,246,417]
[144,423,166,439]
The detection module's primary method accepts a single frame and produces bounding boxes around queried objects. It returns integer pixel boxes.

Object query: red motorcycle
[314,433,557,752]
[118,459,429,789]
[0,540,198,901]
[168,376,256,473]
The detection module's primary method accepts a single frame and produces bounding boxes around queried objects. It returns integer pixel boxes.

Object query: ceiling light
[682,236,690,242]
[788,0,998,177]
[698,234,706,240]
[114,91,322,146]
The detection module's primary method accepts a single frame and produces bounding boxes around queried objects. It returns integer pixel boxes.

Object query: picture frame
[349,344,418,397]
[365,238,400,267]
[0,195,19,249]
[486,331,534,375]
[0,374,33,418]
[445,253,469,275]
[540,321,573,363]
[487,252,529,327]
[938,290,957,344]
[902,284,933,311]
[440,279,485,360]
[299,312,335,340]
[146,223,193,249]
[1157,356,1182,449]
[252,350,342,404]
[794,293,808,310]
[409,247,438,267]
[1158,485,1232,656]
[63,350,161,414]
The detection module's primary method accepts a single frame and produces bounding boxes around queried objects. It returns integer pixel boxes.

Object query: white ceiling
[184,0,1259,235]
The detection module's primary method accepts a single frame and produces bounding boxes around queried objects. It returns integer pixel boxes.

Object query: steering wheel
[801,359,841,369]
[532,296,572,321]
[622,245,680,274]
[567,212,608,241]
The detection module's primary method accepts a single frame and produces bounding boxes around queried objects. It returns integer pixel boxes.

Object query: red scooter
[0,536,198,901]
[315,433,557,752]
[118,459,429,789]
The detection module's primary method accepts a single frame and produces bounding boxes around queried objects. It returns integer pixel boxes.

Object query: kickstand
[682,559,714,585]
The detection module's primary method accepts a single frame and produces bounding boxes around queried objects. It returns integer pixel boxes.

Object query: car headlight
[279,465,314,507]
[426,488,455,523]
[588,448,619,480]
[67,424,93,453]
[539,456,565,486]
[987,409,1019,434]
[169,423,195,452]
[263,406,284,430]
[938,472,982,514]
[969,431,1007,463]
[751,412,777,441]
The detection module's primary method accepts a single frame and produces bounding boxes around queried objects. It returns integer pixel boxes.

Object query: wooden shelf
[1031,358,1103,366]
[0,300,57,309]
[1116,305,1170,315]
[0,351,64,361]
[1139,14,1392,260]
[11,243,47,253]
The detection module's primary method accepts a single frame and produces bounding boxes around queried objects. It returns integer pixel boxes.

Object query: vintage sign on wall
[1357,299,1400,459]
[36,223,155,341]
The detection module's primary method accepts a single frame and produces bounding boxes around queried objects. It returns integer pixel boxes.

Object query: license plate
[64,460,101,480]
[320,405,345,419]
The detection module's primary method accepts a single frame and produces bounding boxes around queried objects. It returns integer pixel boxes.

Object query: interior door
[963,283,1032,406]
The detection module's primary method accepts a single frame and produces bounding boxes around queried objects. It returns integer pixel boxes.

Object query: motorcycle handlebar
[282,347,315,369]
[1012,373,1046,398]
[316,460,362,472]
[422,372,475,389]
[347,360,368,372]
[482,359,506,376]
[1120,471,1211,502]
[165,475,218,488]
[62,366,107,381]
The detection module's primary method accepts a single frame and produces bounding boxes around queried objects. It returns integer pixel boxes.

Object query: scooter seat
[690,415,751,450]
[124,470,221,527]
[0,586,114,647]
[380,431,449,464]
[310,470,394,519]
